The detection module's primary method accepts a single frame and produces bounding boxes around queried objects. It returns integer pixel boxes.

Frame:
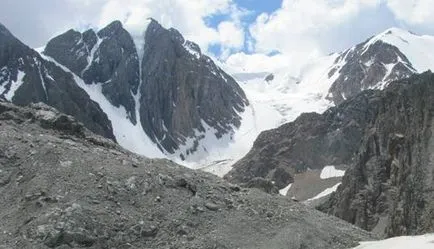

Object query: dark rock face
[0,23,115,140]
[265,73,274,82]
[44,21,140,123]
[225,91,379,189]
[318,73,434,237]
[41,19,248,155]
[327,39,415,104]
[0,101,374,249]
[43,29,96,76]
[139,20,249,154]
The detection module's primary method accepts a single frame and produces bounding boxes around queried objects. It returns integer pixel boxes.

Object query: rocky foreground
[0,101,374,248]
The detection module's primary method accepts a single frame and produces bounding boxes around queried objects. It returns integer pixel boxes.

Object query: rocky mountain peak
[1,20,250,160]
[139,19,248,156]
[0,23,115,140]
[44,21,140,124]
[322,27,434,105]
[98,20,123,35]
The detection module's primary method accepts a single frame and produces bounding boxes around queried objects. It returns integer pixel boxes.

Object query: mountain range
[0,18,433,246]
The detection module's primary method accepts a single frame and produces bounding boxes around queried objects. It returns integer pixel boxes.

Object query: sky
[2,0,434,75]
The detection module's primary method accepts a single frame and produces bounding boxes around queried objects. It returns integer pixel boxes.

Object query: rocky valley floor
[0,101,376,249]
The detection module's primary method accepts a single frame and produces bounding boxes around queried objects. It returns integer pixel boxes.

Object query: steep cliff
[319,72,434,237]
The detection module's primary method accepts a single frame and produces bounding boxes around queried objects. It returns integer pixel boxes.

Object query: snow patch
[352,234,434,249]
[279,183,292,196]
[81,36,103,76]
[2,71,25,101]
[183,41,201,60]
[320,166,345,179]
[305,183,341,202]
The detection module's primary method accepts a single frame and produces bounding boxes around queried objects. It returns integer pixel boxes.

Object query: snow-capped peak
[363,27,434,72]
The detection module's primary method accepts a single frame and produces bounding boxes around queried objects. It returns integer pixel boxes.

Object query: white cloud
[3,0,434,77]
[95,0,236,51]
[224,52,291,73]
[386,0,434,25]
[217,21,245,58]
[247,0,379,74]
[0,0,246,53]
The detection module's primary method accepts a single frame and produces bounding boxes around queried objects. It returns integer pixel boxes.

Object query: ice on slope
[353,234,434,249]
[364,27,434,73]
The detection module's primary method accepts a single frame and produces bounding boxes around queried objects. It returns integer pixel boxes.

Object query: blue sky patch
[205,0,282,56]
